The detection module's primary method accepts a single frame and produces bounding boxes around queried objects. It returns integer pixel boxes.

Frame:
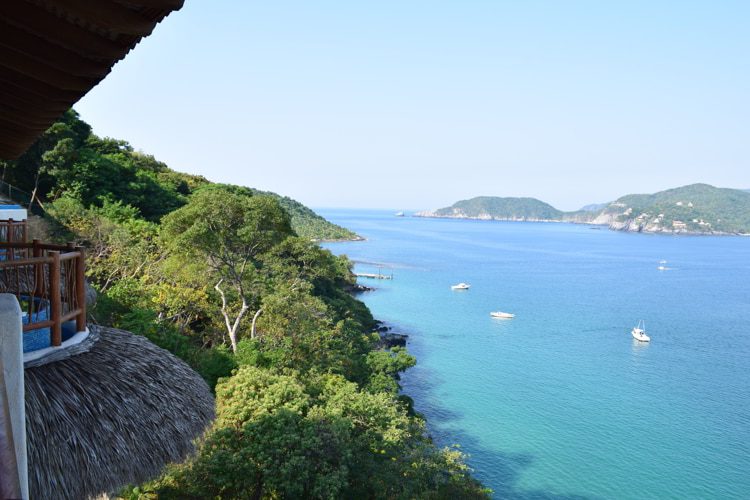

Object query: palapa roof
[0,0,184,160]
[24,326,214,500]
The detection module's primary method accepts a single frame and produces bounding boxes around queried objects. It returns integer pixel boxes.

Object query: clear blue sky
[76,1,749,211]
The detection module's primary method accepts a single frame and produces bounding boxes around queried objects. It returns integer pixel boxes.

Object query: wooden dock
[355,272,393,280]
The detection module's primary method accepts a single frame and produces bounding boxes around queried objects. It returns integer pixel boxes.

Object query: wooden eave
[0,0,184,160]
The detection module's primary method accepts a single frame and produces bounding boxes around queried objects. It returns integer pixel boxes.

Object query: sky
[76,1,749,211]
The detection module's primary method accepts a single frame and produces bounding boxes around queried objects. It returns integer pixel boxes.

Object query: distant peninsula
[415,184,750,235]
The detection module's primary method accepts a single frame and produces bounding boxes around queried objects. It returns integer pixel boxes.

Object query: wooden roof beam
[0,104,70,130]
[0,22,110,78]
[113,0,185,10]
[0,3,124,60]
[0,48,97,92]
[0,75,81,103]
[32,0,157,37]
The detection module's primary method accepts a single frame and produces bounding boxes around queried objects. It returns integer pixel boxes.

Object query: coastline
[313,234,366,243]
[412,213,748,236]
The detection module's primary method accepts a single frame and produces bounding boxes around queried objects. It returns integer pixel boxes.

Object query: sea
[320,209,750,500]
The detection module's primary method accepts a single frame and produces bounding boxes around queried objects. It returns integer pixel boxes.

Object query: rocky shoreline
[372,321,409,348]
[413,211,745,236]
[314,235,366,243]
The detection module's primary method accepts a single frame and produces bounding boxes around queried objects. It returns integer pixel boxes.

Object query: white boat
[490,311,515,319]
[394,211,405,217]
[451,282,470,290]
[631,320,650,342]
[658,260,668,271]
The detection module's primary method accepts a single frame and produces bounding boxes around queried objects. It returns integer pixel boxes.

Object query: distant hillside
[416,184,750,235]
[250,189,360,241]
[416,196,563,221]
[579,202,608,212]
[593,184,750,234]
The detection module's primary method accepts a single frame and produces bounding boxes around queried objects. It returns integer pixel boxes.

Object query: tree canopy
[7,110,488,498]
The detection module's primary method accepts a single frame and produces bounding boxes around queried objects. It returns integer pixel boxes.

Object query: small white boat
[394,211,405,217]
[451,282,470,290]
[631,320,650,342]
[490,311,515,319]
[658,260,668,271]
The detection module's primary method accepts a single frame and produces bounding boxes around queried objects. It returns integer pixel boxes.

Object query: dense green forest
[1,110,487,498]
[248,188,360,241]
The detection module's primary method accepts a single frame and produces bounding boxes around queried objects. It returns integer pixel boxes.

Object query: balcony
[0,237,86,353]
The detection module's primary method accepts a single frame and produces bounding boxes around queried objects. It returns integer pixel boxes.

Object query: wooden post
[50,251,61,346]
[21,220,27,244]
[75,246,86,332]
[32,239,42,297]
[7,218,13,260]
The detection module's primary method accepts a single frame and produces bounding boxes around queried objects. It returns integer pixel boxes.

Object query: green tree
[142,367,488,499]
[161,186,293,351]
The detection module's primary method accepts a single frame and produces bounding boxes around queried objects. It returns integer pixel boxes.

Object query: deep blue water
[321,209,750,499]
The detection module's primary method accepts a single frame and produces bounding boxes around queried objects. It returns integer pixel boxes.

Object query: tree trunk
[214,279,249,352]
[250,308,263,340]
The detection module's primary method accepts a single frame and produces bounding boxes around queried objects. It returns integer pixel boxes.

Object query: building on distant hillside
[0,2,215,499]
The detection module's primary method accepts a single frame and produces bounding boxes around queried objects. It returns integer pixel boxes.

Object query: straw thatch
[24,325,214,499]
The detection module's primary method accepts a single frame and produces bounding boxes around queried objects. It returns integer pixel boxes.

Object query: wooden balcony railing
[0,218,27,245]
[0,240,86,348]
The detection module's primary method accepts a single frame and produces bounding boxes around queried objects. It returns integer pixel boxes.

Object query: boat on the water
[490,311,515,319]
[631,320,650,342]
[658,260,668,271]
[451,282,470,290]
[395,211,405,217]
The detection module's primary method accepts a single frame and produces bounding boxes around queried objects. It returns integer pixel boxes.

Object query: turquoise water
[321,209,750,499]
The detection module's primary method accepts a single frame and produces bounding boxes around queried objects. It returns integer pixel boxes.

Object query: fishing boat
[490,311,515,319]
[451,282,470,290]
[631,320,650,342]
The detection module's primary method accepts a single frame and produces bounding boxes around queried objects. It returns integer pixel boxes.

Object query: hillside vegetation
[1,110,488,498]
[423,196,563,220]
[417,184,750,235]
[600,183,750,234]
[249,189,359,241]
[0,109,358,241]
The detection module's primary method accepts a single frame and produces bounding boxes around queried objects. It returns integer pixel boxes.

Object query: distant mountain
[416,196,563,221]
[249,189,361,241]
[579,202,608,212]
[592,183,750,234]
[416,184,750,235]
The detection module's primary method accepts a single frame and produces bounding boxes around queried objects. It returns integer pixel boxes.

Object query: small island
[415,184,750,235]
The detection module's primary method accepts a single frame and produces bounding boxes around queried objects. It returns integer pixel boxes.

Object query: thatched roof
[24,326,214,499]
[0,0,184,159]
